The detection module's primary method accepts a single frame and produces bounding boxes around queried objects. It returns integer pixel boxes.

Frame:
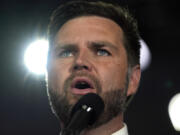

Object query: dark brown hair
[48,0,141,67]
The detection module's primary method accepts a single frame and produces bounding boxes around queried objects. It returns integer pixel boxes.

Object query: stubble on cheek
[47,73,71,123]
[48,88,72,125]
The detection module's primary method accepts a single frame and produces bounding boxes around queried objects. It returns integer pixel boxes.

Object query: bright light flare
[168,93,180,131]
[140,39,151,71]
[24,39,150,74]
[24,39,49,75]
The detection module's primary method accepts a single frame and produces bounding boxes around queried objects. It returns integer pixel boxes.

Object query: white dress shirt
[60,124,129,135]
[112,124,128,135]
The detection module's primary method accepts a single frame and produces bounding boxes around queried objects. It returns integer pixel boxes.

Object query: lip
[70,77,96,95]
[71,88,96,95]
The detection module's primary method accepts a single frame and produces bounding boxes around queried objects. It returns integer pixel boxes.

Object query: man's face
[47,16,130,126]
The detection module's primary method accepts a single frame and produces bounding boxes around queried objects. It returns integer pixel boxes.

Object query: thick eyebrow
[53,44,78,53]
[87,41,118,51]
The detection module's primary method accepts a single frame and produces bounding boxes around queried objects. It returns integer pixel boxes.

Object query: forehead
[54,16,125,48]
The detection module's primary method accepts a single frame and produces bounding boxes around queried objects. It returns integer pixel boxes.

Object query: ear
[127,65,141,96]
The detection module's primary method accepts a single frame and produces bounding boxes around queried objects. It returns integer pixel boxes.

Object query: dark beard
[47,73,129,129]
[48,89,73,125]
[89,89,127,129]
[48,72,102,126]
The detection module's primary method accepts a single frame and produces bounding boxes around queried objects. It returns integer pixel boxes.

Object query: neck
[81,115,124,135]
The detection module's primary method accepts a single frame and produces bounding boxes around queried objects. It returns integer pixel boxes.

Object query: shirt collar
[111,124,128,135]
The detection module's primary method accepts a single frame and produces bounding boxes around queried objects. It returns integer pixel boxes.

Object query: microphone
[62,93,104,135]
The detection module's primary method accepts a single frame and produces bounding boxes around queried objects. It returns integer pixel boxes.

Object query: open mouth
[73,80,94,89]
[71,78,96,95]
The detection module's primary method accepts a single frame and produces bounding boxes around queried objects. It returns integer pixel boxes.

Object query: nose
[72,51,92,72]
[73,64,89,70]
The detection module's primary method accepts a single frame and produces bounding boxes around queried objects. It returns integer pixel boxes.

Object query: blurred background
[0,0,179,135]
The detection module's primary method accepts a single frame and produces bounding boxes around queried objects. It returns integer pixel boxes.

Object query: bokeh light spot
[24,39,49,75]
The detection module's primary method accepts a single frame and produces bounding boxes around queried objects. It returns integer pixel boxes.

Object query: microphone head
[70,93,104,125]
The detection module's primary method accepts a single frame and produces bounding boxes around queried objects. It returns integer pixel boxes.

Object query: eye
[97,49,111,56]
[59,50,73,58]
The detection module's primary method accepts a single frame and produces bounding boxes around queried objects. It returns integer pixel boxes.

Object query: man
[46,1,141,135]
